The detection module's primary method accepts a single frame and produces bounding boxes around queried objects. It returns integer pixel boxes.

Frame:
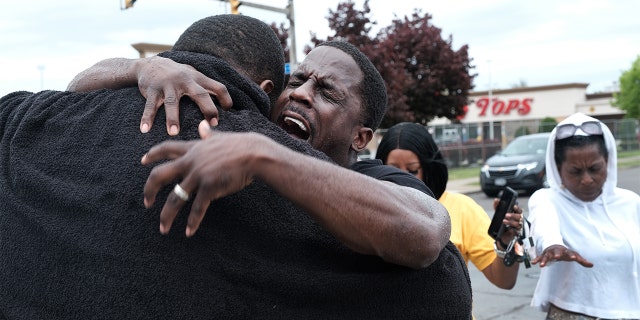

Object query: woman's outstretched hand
[532,244,594,268]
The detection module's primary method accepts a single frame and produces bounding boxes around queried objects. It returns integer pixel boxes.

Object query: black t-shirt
[351,159,435,198]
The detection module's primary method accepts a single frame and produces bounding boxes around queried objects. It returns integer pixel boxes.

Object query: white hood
[529,112,640,318]
[545,112,618,198]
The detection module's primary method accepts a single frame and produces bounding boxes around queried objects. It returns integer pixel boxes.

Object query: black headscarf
[375,122,449,199]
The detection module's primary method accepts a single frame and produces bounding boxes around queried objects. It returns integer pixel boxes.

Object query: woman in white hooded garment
[528,112,640,319]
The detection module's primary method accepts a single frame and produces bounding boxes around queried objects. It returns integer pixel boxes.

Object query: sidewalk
[448,176,481,195]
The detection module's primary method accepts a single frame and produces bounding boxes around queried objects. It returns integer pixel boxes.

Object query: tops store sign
[474,97,533,117]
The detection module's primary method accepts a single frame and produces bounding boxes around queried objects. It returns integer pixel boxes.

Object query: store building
[364,83,632,164]
[430,82,623,143]
[125,45,634,162]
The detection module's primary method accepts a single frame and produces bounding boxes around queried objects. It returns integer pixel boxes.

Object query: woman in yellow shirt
[376,122,524,289]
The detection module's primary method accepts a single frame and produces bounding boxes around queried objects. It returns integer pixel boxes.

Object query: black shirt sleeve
[350,159,435,198]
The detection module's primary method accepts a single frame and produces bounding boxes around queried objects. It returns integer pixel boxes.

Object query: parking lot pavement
[447,177,481,195]
[469,263,545,320]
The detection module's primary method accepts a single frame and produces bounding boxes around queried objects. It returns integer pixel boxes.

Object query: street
[465,165,640,320]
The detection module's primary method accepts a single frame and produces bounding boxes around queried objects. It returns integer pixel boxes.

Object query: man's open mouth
[282,116,310,140]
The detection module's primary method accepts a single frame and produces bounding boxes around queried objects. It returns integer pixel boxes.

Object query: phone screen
[488,186,518,239]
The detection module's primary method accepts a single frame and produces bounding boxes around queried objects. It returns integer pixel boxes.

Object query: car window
[502,136,548,156]
[530,138,548,154]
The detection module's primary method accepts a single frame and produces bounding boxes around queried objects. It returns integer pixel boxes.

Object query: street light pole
[287,0,296,68]
[487,59,494,141]
[221,0,297,68]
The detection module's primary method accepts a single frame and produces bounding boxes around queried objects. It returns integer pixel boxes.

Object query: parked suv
[479,132,551,197]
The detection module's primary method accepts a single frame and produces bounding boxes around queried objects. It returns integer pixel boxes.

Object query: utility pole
[121,0,298,71]
[220,0,297,68]
[487,59,494,141]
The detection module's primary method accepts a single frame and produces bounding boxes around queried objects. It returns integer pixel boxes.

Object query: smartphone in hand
[488,186,518,240]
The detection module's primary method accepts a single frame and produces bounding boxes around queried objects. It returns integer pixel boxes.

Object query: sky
[2,0,639,97]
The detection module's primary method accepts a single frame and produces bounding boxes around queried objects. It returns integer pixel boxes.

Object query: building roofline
[131,42,172,57]
[470,82,589,96]
[586,92,615,100]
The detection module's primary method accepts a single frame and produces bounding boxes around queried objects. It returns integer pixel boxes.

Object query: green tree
[514,126,530,137]
[538,117,557,133]
[617,118,639,151]
[376,11,475,126]
[307,0,376,48]
[270,22,291,83]
[613,55,640,119]
[270,22,290,63]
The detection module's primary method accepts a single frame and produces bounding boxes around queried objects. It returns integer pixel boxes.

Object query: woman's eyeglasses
[555,121,603,140]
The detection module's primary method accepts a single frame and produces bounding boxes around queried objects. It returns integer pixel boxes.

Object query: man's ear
[259,80,274,94]
[352,126,373,152]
